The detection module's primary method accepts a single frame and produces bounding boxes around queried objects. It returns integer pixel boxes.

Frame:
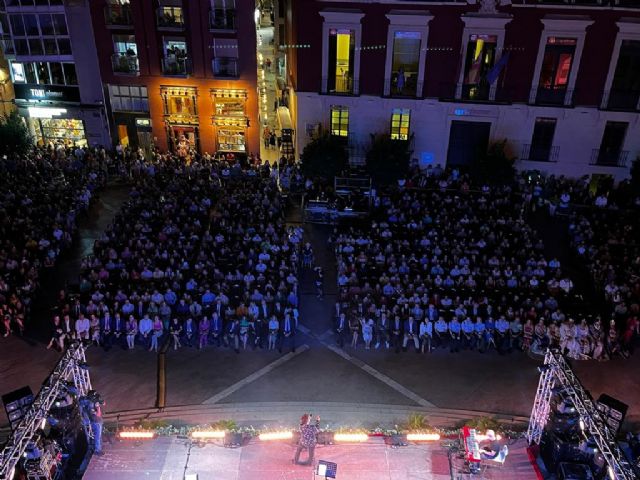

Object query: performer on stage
[293,413,320,466]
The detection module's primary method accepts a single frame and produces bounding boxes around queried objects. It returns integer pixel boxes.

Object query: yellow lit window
[390,109,410,140]
[331,106,349,137]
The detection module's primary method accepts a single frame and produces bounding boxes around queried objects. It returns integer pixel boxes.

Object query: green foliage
[461,416,503,433]
[210,419,238,431]
[402,412,432,432]
[0,111,33,159]
[365,133,412,186]
[300,132,348,181]
[471,139,516,185]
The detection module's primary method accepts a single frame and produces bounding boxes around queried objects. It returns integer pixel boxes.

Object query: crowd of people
[1,147,105,339]
[331,167,639,361]
[46,155,303,355]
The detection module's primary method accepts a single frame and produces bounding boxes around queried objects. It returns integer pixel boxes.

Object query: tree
[0,111,33,159]
[365,133,412,186]
[630,156,640,194]
[300,132,348,181]
[471,139,516,184]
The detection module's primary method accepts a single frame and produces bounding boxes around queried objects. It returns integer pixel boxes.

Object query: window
[390,109,410,141]
[597,121,628,165]
[608,40,640,110]
[10,61,76,85]
[210,0,235,30]
[462,34,497,100]
[157,6,184,29]
[212,38,238,77]
[108,85,149,112]
[7,12,70,57]
[105,0,132,27]
[536,37,576,105]
[330,106,349,137]
[112,35,139,74]
[161,86,197,117]
[528,118,556,162]
[328,29,354,94]
[162,38,189,75]
[390,32,421,97]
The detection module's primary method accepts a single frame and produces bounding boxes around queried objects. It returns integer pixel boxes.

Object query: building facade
[282,0,640,180]
[1,0,110,148]
[89,0,259,156]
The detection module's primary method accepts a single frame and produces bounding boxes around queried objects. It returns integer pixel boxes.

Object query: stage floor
[84,436,540,480]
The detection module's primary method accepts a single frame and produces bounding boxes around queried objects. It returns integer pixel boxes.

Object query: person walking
[293,414,320,466]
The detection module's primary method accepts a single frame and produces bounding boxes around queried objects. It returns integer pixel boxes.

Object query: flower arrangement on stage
[105,414,526,441]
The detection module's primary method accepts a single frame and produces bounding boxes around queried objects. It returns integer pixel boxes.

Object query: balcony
[104,5,133,28]
[161,57,191,76]
[156,8,184,30]
[111,53,139,75]
[530,85,574,107]
[521,144,559,162]
[590,149,629,167]
[322,77,359,96]
[601,89,640,112]
[384,71,420,98]
[438,83,512,103]
[209,9,236,31]
[212,57,238,78]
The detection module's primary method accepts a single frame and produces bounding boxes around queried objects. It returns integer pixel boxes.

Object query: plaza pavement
[1,186,640,441]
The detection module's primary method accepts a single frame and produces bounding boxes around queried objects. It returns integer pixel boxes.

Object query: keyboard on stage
[462,426,481,463]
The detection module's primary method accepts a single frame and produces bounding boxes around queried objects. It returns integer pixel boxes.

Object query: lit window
[330,106,349,137]
[390,109,410,141]
[391,31,421,97]
[462,34,497,100]
[328,29,354,94]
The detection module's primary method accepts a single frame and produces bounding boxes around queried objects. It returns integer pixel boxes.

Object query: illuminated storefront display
[161,85,199,153]
[212,88,247,152]
[29,117,87,147]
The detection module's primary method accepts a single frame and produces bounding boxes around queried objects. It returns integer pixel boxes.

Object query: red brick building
[89,0,259,156]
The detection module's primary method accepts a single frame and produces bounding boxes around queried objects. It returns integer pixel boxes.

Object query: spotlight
[258,431,292,441]
[406,433,440,441]
[40,418,47,430]
[537,364,552,373]
[579,418,585,432]
[608,465,615,480]
[191,430,225,439]
[333,433,368,442]
[118,431,155,439]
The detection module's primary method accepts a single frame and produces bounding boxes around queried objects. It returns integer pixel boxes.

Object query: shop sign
[135,118,152,128]
[14,84,81,103]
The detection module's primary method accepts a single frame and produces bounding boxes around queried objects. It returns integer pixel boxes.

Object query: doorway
[447,120,491,166]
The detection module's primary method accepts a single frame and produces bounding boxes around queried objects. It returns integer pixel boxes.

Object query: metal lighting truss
[527,349,637,480]
[0,342,92,480]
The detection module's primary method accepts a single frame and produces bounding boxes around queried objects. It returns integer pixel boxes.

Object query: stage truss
[0,342,92,480]
[526,349,636,480]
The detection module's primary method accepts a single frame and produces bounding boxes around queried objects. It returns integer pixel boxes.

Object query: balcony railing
[321,77,359,96]
[111,53,139,75]
[161,57,191,76]
[590,149,629,167]
[104,5,133,27]
[521,144,559,162]
[438,82,512,103]
[530,85,575,106]
[212,57,238,78]
[601,89,640,111]
[156,9,184,30]
[209,9,236,31]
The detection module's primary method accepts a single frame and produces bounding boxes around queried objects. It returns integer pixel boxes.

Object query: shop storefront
[161,85,200,154]
[14,84,89,147]
[212,88,248,153]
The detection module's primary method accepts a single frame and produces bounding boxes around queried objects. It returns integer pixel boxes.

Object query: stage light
[537,364,552,373]
[608,465,615,480]
[579,418,585,432]
[258,431,292,441]
[118,431,155,439]
[333,433,368,442]
[406,433,440,441]
[40,418,47,430]
[191,430,225,439]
